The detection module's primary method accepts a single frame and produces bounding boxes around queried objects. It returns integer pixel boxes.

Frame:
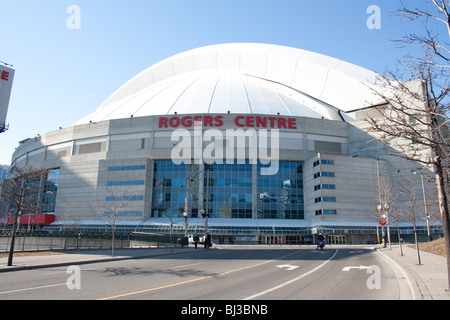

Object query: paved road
[0,246,411,300]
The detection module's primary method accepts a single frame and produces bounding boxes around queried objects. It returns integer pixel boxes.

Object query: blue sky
[0,0,444,164]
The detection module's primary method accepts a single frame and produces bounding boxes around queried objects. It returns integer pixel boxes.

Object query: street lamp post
[205,166,210,234]
[183,211,188,238]
[419,172,432,241]
[378,205,386,247]
[384,204,392,250]
[184,164,211,236]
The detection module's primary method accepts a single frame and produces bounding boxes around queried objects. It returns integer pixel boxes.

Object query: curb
[375,248,419,300]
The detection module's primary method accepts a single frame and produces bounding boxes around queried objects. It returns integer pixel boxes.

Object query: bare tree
[395,0,450,65]
[95,186,133,257]
[56,204,81,231]
[366,0,450,289]
[0,166,49,266]
[376,172,399,250]
[400,175,424,264]
[383,178,404,255]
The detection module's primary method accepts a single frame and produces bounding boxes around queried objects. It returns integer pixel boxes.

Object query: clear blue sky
[0,0,443,165]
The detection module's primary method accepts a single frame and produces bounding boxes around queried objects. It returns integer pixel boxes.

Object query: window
[322,172,335,177]
[106,196,144,201]
[315,197,336,203]
[321,160,335,165]
[315,209,337,216]
[314,184,335,191]
[314,172,335,179]
[151,160,304,220]
[257,161,304,220]
[104,212,143,217]
[108,165,146,171]
[313,159,335,167]
[107,181,145,186]
[42,168,60,213]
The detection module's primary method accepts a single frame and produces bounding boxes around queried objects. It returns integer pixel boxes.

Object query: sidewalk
[376,244,450,300]
[0,246,201,273]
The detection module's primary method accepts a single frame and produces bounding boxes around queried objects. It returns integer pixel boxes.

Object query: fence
[131,232,188,248]
[0,232,188,252]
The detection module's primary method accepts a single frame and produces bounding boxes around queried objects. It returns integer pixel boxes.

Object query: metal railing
[0,231,188,252]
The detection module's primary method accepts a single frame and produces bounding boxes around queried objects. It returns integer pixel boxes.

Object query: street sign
[379,218,387,226]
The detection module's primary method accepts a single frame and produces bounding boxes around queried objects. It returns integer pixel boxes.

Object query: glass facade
[42,168,60,213]
[257,162,304,219]
[151,160,304,220]
[205,161,253,219]
[152,161,189,218]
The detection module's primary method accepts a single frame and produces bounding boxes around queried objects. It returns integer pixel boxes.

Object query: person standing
[193,233,199,249]
[204,233,212,249]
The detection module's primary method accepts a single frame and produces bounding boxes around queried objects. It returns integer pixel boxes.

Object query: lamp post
[377,160,385,247]
[384,204,392,250]
[183,211,188,237]
[378,205,386,247]
[415,172,432,241]
[205,166,210,234]
[184,164,211,236]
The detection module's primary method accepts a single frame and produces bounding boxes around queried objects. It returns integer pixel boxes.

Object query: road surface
[0,246,411,301]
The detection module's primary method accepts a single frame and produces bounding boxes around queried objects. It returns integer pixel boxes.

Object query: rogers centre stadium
[6,43,442,244]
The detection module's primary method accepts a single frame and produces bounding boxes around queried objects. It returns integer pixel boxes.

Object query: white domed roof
[75,43,385,125]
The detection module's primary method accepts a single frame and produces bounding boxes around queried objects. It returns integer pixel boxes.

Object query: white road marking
[276,265,299,271]
[171,263,201,269]
[342,265,371,272]
[244,249,339,300]
[0,283,67,295]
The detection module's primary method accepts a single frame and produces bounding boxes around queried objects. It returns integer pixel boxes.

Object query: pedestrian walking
[193,233,199,249]
[204,233,211,249]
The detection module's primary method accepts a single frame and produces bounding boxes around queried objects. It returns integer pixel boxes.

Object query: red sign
[234,115,297,129]
[159,115,223,128]
[379,218,387,226]
[0,214,56,226]
[158,115,297,130]
[1,70,9,81]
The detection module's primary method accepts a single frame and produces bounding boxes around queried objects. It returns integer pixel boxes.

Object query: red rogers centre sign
[158,115,297,129]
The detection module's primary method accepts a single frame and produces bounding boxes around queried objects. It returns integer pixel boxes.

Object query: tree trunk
[7,190,24,267]
[7,212,19,267]
[396,222,404,256]
[433,156,450,290]
[413,221,422,265]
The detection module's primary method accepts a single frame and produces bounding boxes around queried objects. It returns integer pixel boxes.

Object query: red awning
[0,214,56,226]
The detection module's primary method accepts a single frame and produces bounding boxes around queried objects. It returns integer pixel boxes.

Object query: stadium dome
[75,43,384,125]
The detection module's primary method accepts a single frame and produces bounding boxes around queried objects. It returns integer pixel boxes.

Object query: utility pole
[420,173,432,241]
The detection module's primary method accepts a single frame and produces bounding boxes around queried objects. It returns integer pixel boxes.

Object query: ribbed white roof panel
[75,43,386,125]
